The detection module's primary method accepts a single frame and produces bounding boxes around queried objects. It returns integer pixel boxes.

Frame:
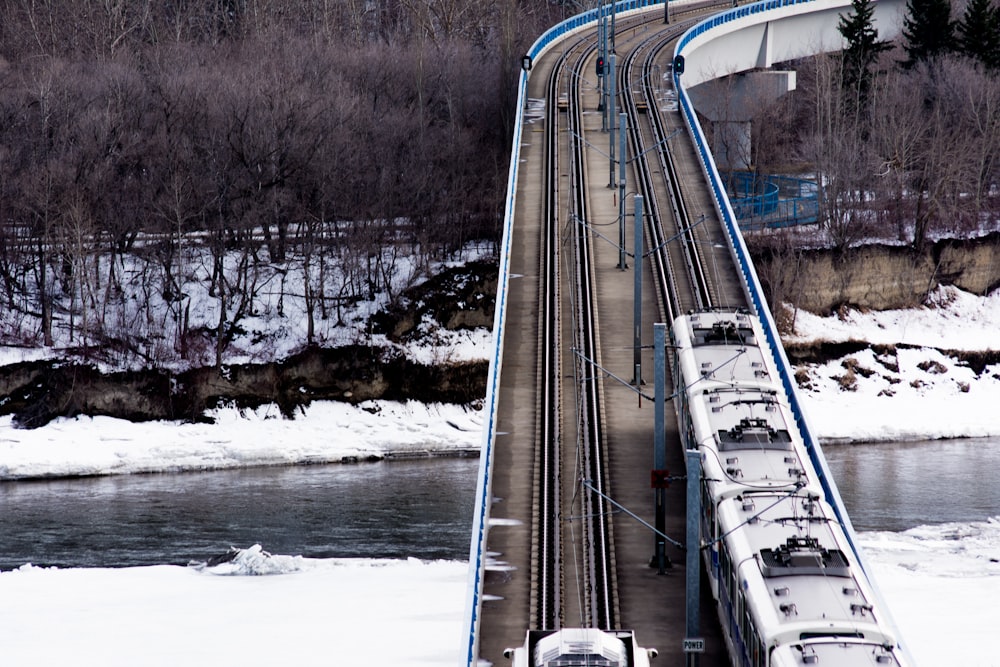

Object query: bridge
[462,0,910,665]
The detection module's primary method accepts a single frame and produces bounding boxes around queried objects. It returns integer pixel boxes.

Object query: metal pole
[609,52,617,187]
[611,0,617,54]
[665,0,670,23]
[618,113,627,269]
[633,195,643,385]
[600,15,607,127]
[653,323,667,573]
[685,449,702,666]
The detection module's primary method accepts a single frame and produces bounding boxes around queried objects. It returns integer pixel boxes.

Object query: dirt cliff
[0,261,495,429]
[751,232,1000,314]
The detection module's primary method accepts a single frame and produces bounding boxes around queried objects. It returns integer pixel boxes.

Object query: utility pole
[653,323,668,573]
[618,113,627,269]
[608,52,617,187]
[633,195,643,386]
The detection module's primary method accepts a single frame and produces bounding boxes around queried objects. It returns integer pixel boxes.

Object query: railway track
[621,29,714,319]
[478,4,755,664]
[530,1,746,637]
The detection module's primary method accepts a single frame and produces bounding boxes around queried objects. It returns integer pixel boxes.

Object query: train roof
[533,628,627,667]
[506,629,653,667]
[716,494,896,648]
[673,310,758,348]
[770,639,902,666]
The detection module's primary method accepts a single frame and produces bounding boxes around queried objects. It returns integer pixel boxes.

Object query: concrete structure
[678,0,906,89]
[687,70,797,170]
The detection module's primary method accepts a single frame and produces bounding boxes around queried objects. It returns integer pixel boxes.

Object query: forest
[0,0,568,365]
[2,0,1000,369]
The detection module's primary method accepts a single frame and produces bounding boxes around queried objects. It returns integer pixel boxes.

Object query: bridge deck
[477,13,733,667]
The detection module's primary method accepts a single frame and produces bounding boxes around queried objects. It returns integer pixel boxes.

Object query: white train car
[504,628,657,667]
[671,310,908,667]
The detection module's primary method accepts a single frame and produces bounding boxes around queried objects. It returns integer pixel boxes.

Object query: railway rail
[477,4,751,665]
[533,0,748,638]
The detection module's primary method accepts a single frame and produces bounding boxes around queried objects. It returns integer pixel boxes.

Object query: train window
[701,484,716,536]
[546,657,620,667]
[748,626,762,667]
[798,632,864,640]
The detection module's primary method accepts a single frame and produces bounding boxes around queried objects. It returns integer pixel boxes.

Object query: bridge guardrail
[673,2,910,660]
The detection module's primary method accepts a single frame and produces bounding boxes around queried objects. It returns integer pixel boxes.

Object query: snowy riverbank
[787,285,1000,443]
[2,285,1000,664]
[0,400,483,480]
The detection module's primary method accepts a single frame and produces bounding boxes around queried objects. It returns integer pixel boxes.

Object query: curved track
[478,5,753,665]
[532,4,751,633]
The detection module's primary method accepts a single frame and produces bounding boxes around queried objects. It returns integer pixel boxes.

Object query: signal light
[651,469,671,489]
[596,56,605,77]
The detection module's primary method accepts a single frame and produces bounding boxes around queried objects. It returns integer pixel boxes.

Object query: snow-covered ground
[0,549,468,667]
[0,400,483,479]
[2,284,1000,665]
[787,285,1000,443]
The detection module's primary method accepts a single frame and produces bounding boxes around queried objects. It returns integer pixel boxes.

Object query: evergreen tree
[902,0,956,67]
[957,0,1000,69]
[838,0,891,105]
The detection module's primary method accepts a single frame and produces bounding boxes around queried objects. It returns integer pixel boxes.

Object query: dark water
[0,457,478,570]
[823,437,1000,532]
[4,438,998,570]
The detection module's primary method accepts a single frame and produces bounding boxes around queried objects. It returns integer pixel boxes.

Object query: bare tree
[796,54,877,251]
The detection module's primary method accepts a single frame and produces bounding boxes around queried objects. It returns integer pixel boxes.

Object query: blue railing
[726,172,819,230]
[464,1,907,664]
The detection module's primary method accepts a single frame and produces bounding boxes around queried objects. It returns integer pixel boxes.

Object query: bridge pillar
[685,70,796,171]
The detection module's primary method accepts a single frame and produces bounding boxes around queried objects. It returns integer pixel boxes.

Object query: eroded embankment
[0,346,488,430]
[751,233,1000,314]
[0,261,497,429]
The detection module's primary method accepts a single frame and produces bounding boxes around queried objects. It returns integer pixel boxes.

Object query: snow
[0,551,467,666]
[787,285,1000,443]
[785,284,1000,352]
[0,400,483,479]
[859,520,1000,665]
[2,284,1000,665]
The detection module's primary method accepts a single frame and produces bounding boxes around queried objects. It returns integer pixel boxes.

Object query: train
[671,309,909,667]
[504,628,658,667]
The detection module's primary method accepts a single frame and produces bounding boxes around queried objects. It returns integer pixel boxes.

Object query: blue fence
[725,171,819,230]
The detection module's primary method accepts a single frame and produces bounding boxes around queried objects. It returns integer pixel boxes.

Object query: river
[0,457,477,570]
[2,438,998,571]
[823,436,1000,531]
